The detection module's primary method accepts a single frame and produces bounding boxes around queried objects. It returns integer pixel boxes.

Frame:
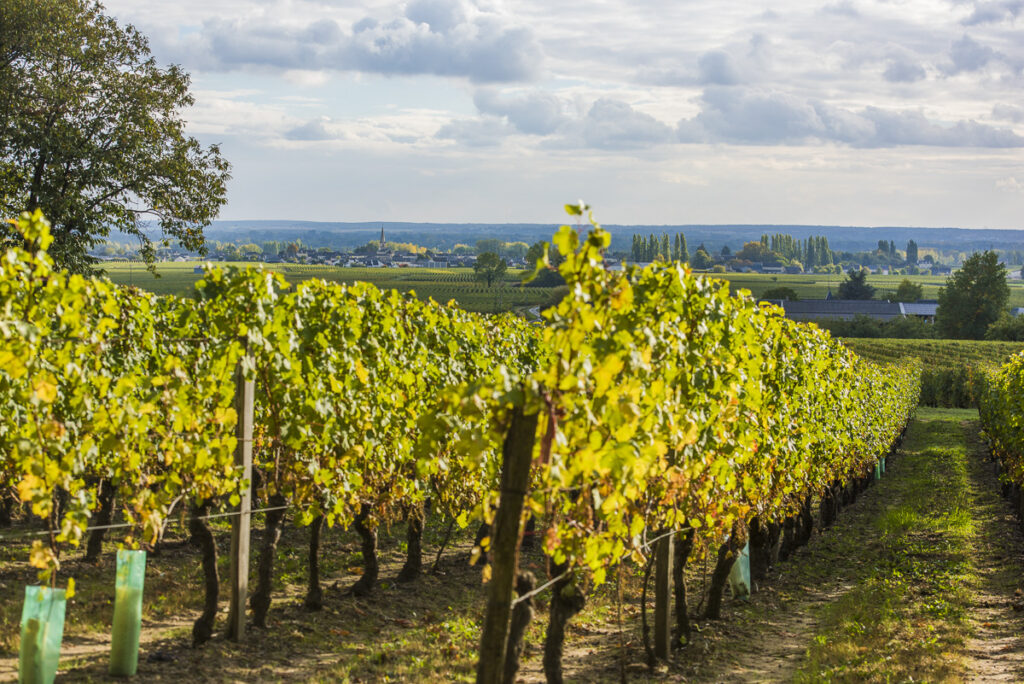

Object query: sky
[103,0,1024,228]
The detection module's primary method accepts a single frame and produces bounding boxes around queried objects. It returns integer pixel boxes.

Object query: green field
[103,261,1024,314]
[101,261,559,314]
[718,272,1024,308]
[839,338,1024,407]
[840,338,1024,368]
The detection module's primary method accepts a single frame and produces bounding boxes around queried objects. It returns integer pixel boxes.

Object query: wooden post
[476,407,538,684]
[226,359,254,642]
[653,531,674,660]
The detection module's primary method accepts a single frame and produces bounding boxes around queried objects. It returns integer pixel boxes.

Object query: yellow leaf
[33,378,57,403]
[29,540,58,572]
[17,474,43,503]
[66,577,75,599]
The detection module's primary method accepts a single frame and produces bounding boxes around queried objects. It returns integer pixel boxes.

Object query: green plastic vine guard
[874,461,881,481]
[18,585,67,684]
[727,541,751,600]
[881,457,886,475]
[109,549,146,676]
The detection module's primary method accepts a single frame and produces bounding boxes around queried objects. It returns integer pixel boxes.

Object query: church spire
[380,224,385,250]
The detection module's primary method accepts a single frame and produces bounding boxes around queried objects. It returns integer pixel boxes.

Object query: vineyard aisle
[661,408,1024,683]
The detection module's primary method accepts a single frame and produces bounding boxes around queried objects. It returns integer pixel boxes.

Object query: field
[102,260,1024,312]
[840,338,1024,407]
[840,338,1024,368]
[719,271,1024,308]
[100,261,559,313]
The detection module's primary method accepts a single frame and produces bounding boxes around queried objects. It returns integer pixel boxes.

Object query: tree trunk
[703,525,741,620]
[474,521,491,565]
[503,571,536,684]
[820,485,837,528]
[0,489,13,527]
[672,529,695,647]
[398,505,423,583]
[798,496,814,547]
[251,494,287,628]
[85,480,116,562]
[475,406,538,684]
[748,517,772,582]
[521,515,536,550]
[779,515,798,562]
[352,504,378,597]
[190,501,219,647]
[304,514,325,611]
[543,565,586,684]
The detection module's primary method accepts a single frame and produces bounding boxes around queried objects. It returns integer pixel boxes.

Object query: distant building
[766,298,939,323]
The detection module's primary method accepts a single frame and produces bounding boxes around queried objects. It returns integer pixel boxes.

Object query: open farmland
[718,272,1024,308]
[103,260,1024,313]
[840,338,1024,369]
[100,261,559,313]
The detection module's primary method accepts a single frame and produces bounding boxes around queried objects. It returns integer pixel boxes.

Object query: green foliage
[819,315,935,340]
[0,0,230,272]
[978,352,1024,487]
[434,205,920,587]
[894,279,924,302]
[838,268,876,300]
[761,286,800,301]
[906,240,919,264]
[985,312,1024,341]
[936,251,1009,339]
[472,252,507,287]
[1,204,920,608]
[841,337,1024,407]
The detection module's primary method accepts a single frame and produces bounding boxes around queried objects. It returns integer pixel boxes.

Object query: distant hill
[137,219,1024,254]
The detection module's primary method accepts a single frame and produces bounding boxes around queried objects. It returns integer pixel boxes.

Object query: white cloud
[473,88,568,134]
[436,116,512,146]
[676,86,1024,148]
[149,0,542,83]
[995,176,1024,193]
[944,33,1000,74]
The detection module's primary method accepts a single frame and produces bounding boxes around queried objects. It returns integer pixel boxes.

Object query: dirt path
[962,419,1024,682]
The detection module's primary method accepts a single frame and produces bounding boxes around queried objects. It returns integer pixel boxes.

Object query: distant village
[92,227,1024,281]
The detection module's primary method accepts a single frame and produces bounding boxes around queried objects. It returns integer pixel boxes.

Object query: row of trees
[630,232,689,263]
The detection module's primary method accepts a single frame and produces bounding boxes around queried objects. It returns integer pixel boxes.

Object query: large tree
[936,250,1009,339]
[0,0,230,272]
[838,267,875,300]
[894,279,923,302]
[473,252,507,287]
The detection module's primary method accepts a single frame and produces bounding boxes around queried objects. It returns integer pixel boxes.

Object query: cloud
[162,0,542,83]
[577,99,676,150]
[698,51,742,85]
[676,86,1024,147]
[285,118,337,141]
[996,176,1024,193]
[944,34,999,74]
[473,88,568,134]
[820,1,860,18]
[883,58,927,83]
[436,116,512,146]
[446,95,675,150]
[962,0,1024,25]
[992,103,1024,122]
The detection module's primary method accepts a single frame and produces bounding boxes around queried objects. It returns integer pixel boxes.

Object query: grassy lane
[795,408,1024,683]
